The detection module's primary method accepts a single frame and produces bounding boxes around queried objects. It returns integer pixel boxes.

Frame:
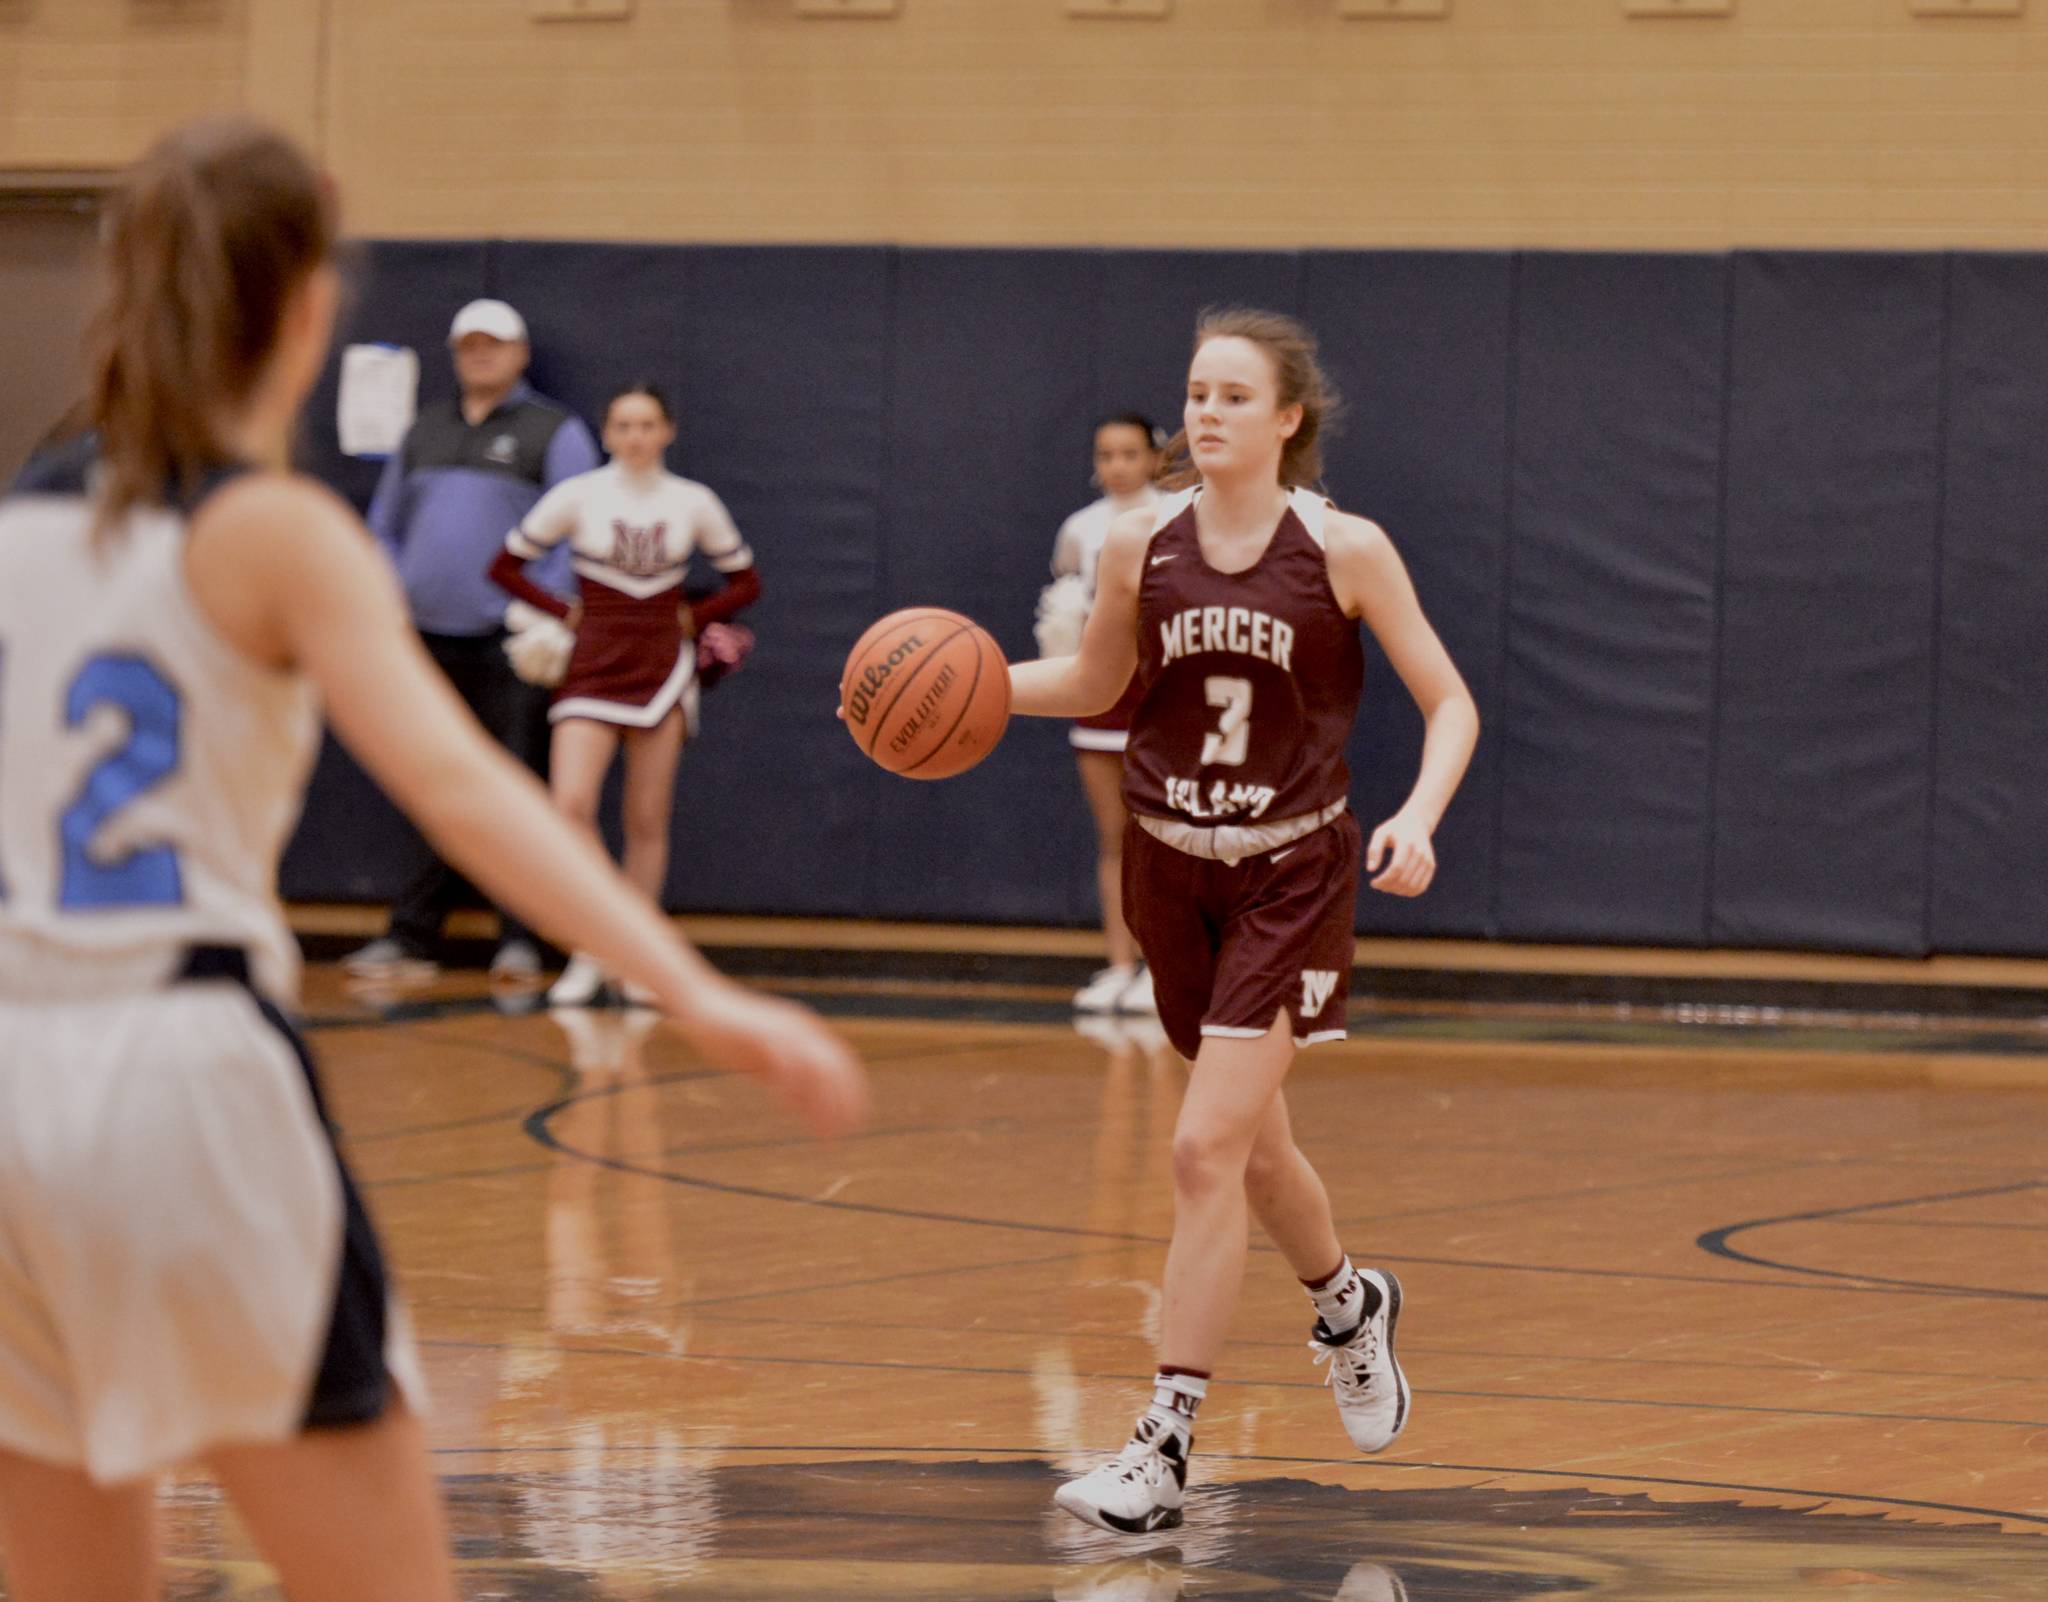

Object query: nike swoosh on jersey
[1149,554,1177,567]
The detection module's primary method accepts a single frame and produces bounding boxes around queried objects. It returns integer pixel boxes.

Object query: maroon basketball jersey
[1123,487,1365,827]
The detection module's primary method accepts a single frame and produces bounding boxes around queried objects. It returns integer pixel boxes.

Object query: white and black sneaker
[1053,1418,1189,1535]
[1309,1267,1410,1452]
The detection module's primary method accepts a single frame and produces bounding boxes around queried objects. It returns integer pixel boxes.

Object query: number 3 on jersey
[0,649,185,909]
[1201,675,1253,767]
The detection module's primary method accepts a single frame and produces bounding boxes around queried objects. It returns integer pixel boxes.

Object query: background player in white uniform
[1037,414,1163,1015]
[1007,310,1479,1533]
[488,383,762,1007]
[0,119,864,1602]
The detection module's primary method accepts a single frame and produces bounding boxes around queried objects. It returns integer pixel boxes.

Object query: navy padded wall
[1303,252,1515,938]
[867,250,1105,923]
[1497,253,1726,944]
[1094,251,1304,427]
[1712,253,1946,953]
[1931,255,2048,955]
[282,241,492,902]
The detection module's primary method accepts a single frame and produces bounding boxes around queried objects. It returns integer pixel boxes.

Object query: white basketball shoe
[1308,1267,1410,1452]
[1053,1417,1189,1535]
[1074,964,1137,1014]
[547,952,610,1008]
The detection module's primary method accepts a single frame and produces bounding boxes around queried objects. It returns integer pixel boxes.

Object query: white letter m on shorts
[1300,970,1339,1017]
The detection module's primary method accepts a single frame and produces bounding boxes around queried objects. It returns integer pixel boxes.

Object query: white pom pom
[504,614,576,687]
[1033,574,1092,658]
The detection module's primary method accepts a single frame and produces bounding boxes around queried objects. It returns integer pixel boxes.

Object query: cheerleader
[1037,414,1163,1014]
[488,384,761,1006]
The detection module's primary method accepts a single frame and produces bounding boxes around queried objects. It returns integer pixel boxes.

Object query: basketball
[841,608,1010,779]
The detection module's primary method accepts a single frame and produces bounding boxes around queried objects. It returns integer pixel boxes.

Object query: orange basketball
[841,608,1010,780]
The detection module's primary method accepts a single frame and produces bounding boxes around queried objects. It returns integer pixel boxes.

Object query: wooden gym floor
[132,919,2048,1597]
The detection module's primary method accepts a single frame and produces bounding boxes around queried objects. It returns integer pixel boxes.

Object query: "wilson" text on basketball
[846,634,925,724]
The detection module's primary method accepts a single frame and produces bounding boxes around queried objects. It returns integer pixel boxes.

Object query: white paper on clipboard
[337,343,420,458]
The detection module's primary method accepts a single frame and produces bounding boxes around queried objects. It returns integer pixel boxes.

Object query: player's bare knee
[1172,1125,1249,1197]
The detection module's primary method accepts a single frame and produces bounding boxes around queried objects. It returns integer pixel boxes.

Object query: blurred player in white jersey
[488,382,762,1007]
[0,118,865,1602]
[1037,414,1162,1014]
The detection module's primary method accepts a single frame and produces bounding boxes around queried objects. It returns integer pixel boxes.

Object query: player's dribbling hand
[1366,812,1436,897]
[671,981,871,1138]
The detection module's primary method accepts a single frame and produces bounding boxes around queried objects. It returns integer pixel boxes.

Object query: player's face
[1185,336,1302,483]
[1093,423,1158,499]
[453,334,529,397]
[603,395,677,470]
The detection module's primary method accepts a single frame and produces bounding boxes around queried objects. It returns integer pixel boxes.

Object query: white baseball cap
[448,298,528,345]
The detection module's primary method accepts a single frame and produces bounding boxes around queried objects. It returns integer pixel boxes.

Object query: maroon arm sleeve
[487,546,575,622]
[688,564,761,633]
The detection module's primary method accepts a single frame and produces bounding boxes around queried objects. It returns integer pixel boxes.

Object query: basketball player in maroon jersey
[1009,309,1479,1533]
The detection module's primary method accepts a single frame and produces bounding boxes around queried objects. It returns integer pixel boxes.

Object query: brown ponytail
[87,118,336,535]
[1158,307,1342,492]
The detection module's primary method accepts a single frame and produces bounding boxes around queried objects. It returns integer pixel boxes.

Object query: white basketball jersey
[0,453,319,1003]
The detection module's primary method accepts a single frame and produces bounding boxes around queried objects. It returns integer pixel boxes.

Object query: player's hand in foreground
[668,978,870,1138]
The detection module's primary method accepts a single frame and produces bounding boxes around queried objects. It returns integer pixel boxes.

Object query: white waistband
[1135,798,1347,865]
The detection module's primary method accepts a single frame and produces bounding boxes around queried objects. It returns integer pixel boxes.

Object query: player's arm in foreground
[1325,511,1480,899]
[1008,505,1152,719]
[187,472,869,1137]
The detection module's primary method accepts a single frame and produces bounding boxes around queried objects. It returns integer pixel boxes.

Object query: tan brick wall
[9,0,2048,247]
[0,0,251,172]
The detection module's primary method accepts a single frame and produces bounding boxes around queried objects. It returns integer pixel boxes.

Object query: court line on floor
[526,1075,2043,1303]
[418,1439,2048,1530]
[1697,1179,2048,1302]
[414,1335,2048,1433]
[677,1308,2048,1387]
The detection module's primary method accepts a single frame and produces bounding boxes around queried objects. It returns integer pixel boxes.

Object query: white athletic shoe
[1309,1268,1409,1452]
[1053,1419,1189,1535]
[1114,965,1156,1015]
[1074,964,1137,1014]
[342,936,438,981]
[488,939,542,982]
[548,952,610,1008]
[1334,1561,1410,1602]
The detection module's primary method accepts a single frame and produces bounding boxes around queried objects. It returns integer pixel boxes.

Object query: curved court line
[421,1441,2048,1531]
[528,1075,2036,1300]
[1697,1179,2048,1303]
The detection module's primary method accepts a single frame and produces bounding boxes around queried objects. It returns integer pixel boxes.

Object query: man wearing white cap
[346,299,602,982]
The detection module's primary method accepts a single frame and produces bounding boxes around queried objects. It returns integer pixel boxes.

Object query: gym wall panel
[1094,252,1304,431]
[1711,253,1946,954]
[868,250,1107,923]
[1931,255,2048,956]
[276,239,2048,957]
[1497,252,1726,944]
[1303,252,1516,939]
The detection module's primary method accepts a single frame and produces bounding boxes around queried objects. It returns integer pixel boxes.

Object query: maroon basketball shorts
[1122,810,1360,1061]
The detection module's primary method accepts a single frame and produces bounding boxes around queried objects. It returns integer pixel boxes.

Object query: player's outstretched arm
[1327,512,1480,898]
[1009,504,1151,719]
[185,473,868,1137]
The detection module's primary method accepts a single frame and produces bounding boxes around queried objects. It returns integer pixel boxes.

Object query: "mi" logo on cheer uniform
[1300,970,1339,1017]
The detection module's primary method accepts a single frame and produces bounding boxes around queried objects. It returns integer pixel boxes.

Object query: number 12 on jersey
[0,648,186,910]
